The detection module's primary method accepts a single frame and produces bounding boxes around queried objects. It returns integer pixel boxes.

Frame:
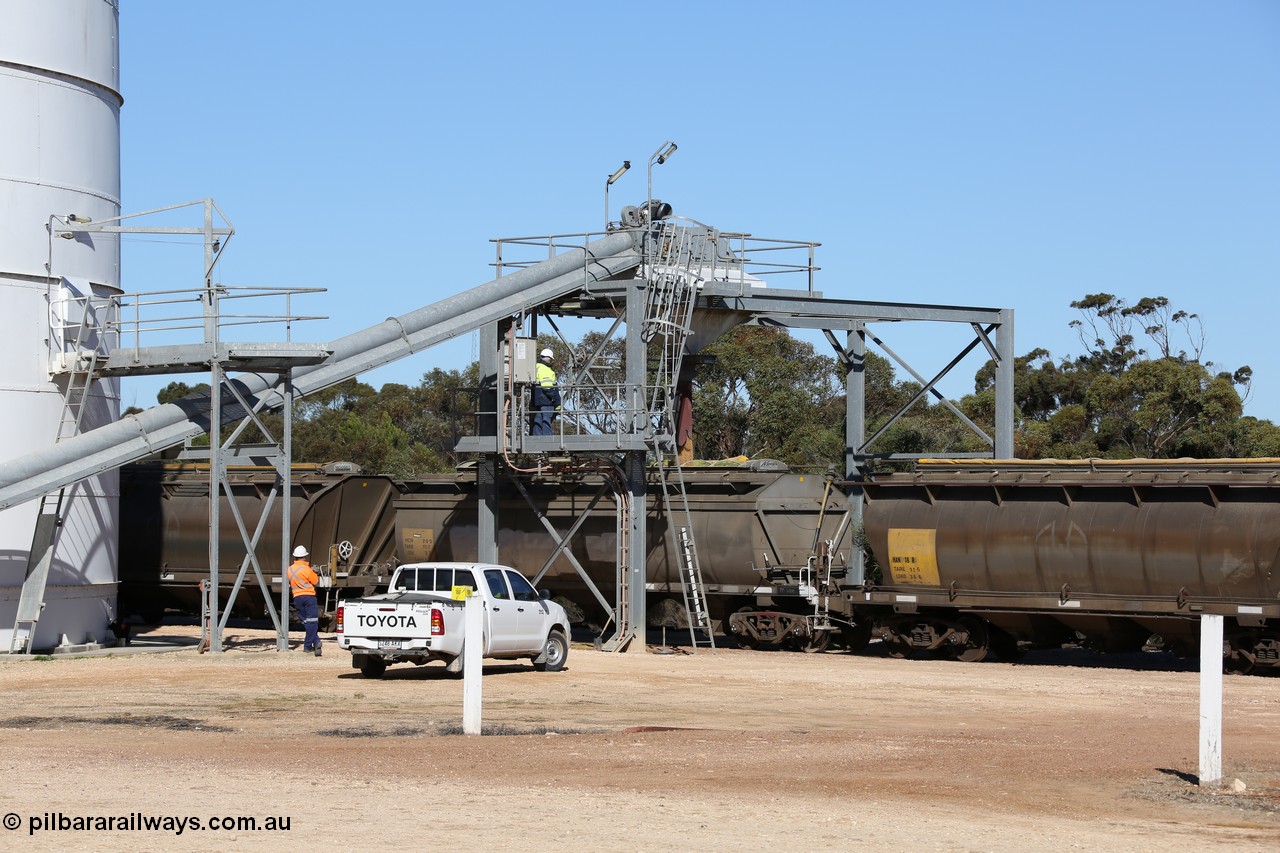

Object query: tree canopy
[148,293,1280,475]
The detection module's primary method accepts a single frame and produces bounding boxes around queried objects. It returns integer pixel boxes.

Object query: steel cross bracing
[1,197,1015,656]
[0,229,646,512]
[467,212,1015,650]
[470,217,720,652]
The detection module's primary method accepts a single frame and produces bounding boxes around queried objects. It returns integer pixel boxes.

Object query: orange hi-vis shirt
[287,560,318,597]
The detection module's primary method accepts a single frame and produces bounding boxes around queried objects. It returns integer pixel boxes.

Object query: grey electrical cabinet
[505,337,538,383]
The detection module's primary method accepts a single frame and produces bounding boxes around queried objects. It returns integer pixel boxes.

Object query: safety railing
[100,285,327,362]
[491,221,820,294]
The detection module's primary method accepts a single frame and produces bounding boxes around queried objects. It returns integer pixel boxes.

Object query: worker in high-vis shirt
[287,545,322,656]
[530,348,562,436]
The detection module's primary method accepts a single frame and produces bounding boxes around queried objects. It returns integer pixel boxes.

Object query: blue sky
[117,2,1280,423]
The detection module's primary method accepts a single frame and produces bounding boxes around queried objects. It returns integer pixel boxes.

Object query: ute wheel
[949,617,991,663]
[358,656,387,679]
[535,629,569,672]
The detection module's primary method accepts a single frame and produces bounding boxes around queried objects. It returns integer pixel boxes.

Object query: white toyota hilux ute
[336,562,571,678]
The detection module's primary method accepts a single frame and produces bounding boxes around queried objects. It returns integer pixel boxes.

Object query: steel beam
[0,231,643,510]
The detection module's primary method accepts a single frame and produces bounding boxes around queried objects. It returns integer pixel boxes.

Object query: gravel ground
[0,621,1275,852]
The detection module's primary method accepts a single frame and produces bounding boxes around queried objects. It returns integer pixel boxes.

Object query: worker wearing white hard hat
[287,545,322,655]
[531,348,562,436]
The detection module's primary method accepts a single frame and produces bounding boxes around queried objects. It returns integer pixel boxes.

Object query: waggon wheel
[793,630,832,654]
[1223,640,1256,676]
[949,617,990,663]
[881,634,912,659]
[731,607,760,649]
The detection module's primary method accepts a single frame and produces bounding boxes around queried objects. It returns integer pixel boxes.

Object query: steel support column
[623,449,647,648]
[278,371,292,652]
[995,308,1015,459]
[0,231,644,511]
[207,363,223,653]
[846,323,867,584]
[619,277,650,649]
[478,321,500,564]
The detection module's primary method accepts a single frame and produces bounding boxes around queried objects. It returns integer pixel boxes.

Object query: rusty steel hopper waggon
[118,457,1280,673]
[853,459,1280,673]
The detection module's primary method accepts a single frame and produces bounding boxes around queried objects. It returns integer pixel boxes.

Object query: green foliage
[983,293,1262,460]
[691,327,843,466]
[156,381,210,405]
[150,291,1277,472]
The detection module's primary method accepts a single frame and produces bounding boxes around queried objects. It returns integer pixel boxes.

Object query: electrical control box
[504,337,537,383]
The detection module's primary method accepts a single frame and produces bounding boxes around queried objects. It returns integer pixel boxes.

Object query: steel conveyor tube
[0,230,643,510]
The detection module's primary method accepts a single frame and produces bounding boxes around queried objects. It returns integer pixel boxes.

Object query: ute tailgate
[345,594,453,639]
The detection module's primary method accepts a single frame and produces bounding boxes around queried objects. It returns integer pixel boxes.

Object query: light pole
[646,141,677,222]
[605,160,630,230]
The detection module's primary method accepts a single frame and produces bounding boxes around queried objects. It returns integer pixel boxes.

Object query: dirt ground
[0,622,1276,853]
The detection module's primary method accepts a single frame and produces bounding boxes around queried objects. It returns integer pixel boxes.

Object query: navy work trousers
[293,594,320,650]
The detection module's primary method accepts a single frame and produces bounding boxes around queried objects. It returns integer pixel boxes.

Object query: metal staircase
[10,288,110,653]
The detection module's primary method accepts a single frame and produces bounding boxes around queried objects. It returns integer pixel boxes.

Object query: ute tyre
[358,656,387,679]
[535,629,569,672]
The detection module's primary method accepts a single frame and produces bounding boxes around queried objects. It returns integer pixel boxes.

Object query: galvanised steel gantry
[0,201,1014,652]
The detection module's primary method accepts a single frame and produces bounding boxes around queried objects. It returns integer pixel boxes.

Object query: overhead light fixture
[605,160,632,229]
[608,161,631,186]
[647,141,678,225]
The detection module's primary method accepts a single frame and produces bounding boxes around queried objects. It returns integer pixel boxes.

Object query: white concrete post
[462,594,484,735]
[1198,614,1223,787]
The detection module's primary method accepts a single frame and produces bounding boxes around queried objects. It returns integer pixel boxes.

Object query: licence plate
[377,639,402,650]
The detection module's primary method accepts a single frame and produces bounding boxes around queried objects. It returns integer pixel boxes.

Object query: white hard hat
[540,348,554,359]
[292,545,309,558]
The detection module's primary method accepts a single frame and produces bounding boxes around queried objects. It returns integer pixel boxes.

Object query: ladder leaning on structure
[652,450,715,650]
[10,292,110,653]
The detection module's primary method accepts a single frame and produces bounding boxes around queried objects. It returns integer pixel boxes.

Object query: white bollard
[462,593,484,735]
[1198,614,1223,787]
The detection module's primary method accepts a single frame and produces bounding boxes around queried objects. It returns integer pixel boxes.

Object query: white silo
[0,0,122,650]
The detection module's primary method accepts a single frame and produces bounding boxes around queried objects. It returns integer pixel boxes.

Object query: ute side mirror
[539,589,552,600]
